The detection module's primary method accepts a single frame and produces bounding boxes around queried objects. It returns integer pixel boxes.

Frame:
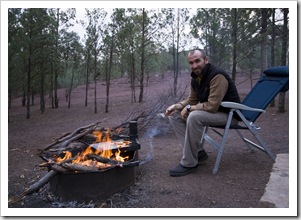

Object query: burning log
[85,154,140,167]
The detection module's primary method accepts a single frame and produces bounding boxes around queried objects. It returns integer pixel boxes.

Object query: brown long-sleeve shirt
[179,74,228,113]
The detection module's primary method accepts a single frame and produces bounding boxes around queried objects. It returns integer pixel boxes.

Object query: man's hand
[180,107,189,120]
[165,104,177,116]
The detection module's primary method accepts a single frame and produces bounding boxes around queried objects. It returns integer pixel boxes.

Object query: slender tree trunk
[231,8,237,83]
[68,63,75,109]
[278,8,288,113]
[49,59,54,108]
[270,9,276,107]
[85,53,90,107]
[54,8,60,109]
[172,34,176,97]
[40,53,45,113]
[130,51,136,103]
[94,47,97,114]
[260,9,268,74]
[26,33,32,119]
[105,37,114,113]
[138,8,146,103]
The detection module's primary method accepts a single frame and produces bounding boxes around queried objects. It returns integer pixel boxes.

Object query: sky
[68,8,203,49]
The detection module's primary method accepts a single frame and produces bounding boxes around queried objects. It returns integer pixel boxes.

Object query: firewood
[60,163,102,172]
[59,127,96,150]
[16,170,58,200]
[41,119,106,152]
[85,154,118,164]
[51,164,69,173]
[86,154,140,167]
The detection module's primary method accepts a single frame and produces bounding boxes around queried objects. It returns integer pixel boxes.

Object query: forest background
[6,3,291,119]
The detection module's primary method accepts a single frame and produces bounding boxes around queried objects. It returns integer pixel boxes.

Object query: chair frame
[201,102,276,174]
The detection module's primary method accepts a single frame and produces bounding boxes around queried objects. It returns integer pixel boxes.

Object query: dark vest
[191,63,241,114]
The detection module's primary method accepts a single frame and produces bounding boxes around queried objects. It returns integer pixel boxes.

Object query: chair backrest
[241,66,289,122]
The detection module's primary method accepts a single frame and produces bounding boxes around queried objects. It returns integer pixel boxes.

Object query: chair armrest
[221,102,266,113]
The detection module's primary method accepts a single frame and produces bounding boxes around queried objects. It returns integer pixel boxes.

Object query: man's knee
[187,111,203,125]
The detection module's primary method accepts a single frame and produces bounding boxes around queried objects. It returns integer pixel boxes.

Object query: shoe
[169,163,197,177]
[198,150,208,164]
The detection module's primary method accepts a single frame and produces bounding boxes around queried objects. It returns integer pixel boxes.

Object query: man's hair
[188,48,207,58]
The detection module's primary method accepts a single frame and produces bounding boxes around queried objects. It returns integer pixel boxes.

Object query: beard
[193,69,202,76]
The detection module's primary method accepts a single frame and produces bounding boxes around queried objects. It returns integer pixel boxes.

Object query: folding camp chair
[200,66,289,174]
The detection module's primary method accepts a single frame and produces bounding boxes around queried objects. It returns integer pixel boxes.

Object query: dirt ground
[6,71,289,215]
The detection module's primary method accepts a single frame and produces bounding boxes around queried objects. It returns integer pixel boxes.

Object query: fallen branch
[22,170,58,196]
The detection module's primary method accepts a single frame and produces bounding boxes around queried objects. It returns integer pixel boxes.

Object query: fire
[54,129,131,170]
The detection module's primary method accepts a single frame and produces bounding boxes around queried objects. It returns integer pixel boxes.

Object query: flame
[115,149,129,162]
[55,151,72,163]
[53,128,131,170]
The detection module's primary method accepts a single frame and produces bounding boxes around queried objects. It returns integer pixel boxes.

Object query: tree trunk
[138,8,146,103]
[105,37,114,113]
[173,9,180,98]
[49,59,54,108]
[130,51,136,103]
[278,8,288,113]
[40,54,45,113]
[85,53,90,107]
[231,8,237,83]
[260,8,268,74]
[26,23,32,119]
[68,63,75,109]
[270,9,276,107]
[54,8,60,109]
[94,47,97,114]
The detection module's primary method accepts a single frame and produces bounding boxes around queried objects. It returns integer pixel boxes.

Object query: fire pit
[38,121,141,202]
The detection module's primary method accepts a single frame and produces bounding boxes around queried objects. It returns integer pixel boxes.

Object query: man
[165,49,241,177]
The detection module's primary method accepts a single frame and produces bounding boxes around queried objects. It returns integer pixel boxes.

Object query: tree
[8,8,22,111]
[48,8,76,109]
[278,8,289,113]
[162,8,189,97]
[84,8,107,113]
[270,8,276,107]
[59,30,82,108]
[260,9,269,74]
[20,8,50,118]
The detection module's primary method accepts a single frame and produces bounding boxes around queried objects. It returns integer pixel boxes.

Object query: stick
[42,119,106,151]
[24,171,57,195]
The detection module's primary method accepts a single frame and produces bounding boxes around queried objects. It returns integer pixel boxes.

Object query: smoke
[139,126,161,165]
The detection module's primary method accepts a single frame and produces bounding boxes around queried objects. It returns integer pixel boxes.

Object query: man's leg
[168,111,186,148]
[181,111,229,167]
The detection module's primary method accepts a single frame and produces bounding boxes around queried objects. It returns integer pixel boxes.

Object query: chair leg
[200,126,209,148]
[212,110,234,174]
[235,110,276,162]
[235,129,255,153]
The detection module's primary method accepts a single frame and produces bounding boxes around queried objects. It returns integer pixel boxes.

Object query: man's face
[187,50,208,76]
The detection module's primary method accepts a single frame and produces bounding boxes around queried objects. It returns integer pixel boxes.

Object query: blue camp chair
[201,66,289,174]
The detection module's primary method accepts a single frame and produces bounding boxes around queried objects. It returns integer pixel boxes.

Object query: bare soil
[7,71,289,212]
